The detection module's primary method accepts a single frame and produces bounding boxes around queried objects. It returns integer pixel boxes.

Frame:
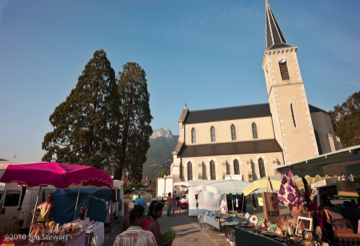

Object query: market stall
[68,218,104,246]
[233,171,360,245]
[174,179,225,216]
[0,162,113,246]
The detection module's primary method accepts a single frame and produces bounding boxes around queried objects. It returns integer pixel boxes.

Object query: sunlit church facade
[168,1,341,182]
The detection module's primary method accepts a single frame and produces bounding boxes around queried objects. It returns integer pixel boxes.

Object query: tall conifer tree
[42,50,121,169]
[114,62,152,180]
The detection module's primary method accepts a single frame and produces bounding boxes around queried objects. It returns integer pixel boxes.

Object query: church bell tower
[262,0,319,164]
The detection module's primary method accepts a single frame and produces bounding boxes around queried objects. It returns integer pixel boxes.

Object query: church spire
[265,0,292,50]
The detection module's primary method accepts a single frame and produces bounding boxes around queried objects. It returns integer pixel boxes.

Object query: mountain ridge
[142,135,179,180]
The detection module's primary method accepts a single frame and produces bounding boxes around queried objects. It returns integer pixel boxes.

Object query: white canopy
[196,180,251,195]
[174,179,219,187]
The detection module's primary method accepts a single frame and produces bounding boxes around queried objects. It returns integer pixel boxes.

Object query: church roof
[177,139,282,158]
[309,105,329,114]
[265,0,293,50]
[182,103,327,125]
[183,103,271,124]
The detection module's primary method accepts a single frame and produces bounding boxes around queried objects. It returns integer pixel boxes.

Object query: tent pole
[232,195,234,214]
[73,187,81,221]
[29,185,42,236]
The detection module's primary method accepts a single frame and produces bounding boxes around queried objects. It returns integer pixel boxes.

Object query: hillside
[142,136,179,180]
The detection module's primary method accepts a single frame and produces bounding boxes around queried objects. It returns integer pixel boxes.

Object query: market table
[83,222,104,246]
[58,232,86,246]
[201,214,240,230]
[234,228,306,246]
[71,219,104,246]
[235,228,286,246]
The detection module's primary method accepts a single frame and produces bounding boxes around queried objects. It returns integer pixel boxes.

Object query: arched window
[314,130,322,155]
[202,162,207,180]
[188,162,193,181]
[231,124,236,140]
[247,162,253,182]
[180,162,183,181]
[258,158,265,178]
[252,123,258,139]
[211,126,216,142]
[279,61,290,80]
[290,104,296,127]
[191,128,196,144]
[234,159,240,175]
[210,161,216,180]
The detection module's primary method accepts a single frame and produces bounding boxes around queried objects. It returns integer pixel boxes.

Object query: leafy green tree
[42,50,121,169]
[330,91,360,148]
[114,62,153,181]
[151,169,167,193]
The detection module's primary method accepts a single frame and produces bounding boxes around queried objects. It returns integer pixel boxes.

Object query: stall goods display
[1,222,82,246]
[236,215,322,245]
[205,211,241,224]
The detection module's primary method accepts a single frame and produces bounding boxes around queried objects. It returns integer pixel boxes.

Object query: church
[169,1,341,182]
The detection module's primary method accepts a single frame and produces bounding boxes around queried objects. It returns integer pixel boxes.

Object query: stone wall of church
[264,49,319,164]
[183,116,274,145]
[177,152,283,182]
[311,111,341,154]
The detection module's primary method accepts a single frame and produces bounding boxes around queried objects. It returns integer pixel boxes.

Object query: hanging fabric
[302,177,317,211]
[278,170,303,207]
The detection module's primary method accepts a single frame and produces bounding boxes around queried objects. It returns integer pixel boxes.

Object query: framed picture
[295,216,313,236]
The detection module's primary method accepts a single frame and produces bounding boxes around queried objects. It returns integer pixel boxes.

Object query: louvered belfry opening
[279,62,290,80]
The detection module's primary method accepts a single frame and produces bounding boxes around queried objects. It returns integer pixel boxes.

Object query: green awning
[275,145,360,177]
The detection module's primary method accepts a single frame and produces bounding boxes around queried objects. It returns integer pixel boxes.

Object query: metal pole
[29,185,42,235]
[232,195,234,214]
[163,177,166,199]
[73,187,81,221]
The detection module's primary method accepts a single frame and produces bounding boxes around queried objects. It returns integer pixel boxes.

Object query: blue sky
[1,0,359,162]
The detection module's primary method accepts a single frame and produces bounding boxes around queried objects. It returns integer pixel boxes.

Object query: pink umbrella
[0,162,113,189]
[0,162,113,228]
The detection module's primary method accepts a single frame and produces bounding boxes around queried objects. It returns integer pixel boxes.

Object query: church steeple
[265,0,292,50]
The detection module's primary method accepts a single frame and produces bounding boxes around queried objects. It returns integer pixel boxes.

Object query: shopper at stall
[121,205,142,233]
[172,191,177,215]
[114,206,157,246]
[33,193,54,224]
[135,193,148,209]
[167,192,172,217]
[143,201,164,246]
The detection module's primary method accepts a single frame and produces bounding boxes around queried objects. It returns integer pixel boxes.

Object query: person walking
[166,192,172,217]
[143,201,164,246]
[172,191,177,215]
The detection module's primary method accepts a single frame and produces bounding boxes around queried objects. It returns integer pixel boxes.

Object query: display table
[58,232,86,246]
[83,222,104,246]
[234,228,305,246]
[71,220,104,246]
[201,214,240,230]
[235,228,285,246]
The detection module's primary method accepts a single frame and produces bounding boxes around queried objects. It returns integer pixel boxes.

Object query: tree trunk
[114,165,122,180]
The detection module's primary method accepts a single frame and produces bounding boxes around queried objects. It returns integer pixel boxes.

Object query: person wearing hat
[134,193,148,209]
